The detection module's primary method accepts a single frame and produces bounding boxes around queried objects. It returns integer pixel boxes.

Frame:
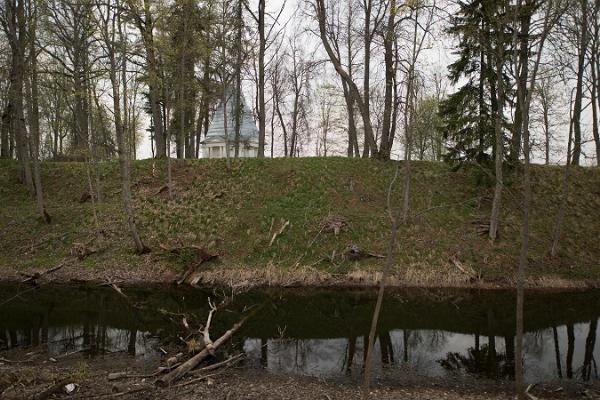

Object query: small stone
[64,383,76,394]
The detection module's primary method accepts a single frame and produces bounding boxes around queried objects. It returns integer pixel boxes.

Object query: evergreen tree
[440,0,510,164]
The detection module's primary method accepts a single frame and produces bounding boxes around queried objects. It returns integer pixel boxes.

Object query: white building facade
[201,89,259,158]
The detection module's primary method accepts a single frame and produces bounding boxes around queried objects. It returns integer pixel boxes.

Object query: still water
[0,283,598,385]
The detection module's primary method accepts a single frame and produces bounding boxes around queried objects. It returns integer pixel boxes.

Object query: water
[0,283,598,386]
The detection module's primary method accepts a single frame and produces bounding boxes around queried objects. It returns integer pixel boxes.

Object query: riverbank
[1,157,599,289]
[0,352,593,399]
[2,261,600,289]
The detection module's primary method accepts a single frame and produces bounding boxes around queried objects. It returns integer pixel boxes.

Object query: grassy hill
[1,157,599,287]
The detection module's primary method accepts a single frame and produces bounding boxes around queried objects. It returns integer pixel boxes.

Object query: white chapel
[201,88,259,158]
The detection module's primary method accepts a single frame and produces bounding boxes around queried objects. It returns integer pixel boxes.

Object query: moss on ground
[0,157,598,284]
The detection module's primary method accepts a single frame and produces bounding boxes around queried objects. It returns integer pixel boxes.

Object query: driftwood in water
[155,305,261,386]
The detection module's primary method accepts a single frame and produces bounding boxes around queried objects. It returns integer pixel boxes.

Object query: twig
[173,371,224,388]
[0,355,38,364]
[188,353,245,376]
[202,298,217,354]
[70,385,152,399]
[0,286,40,308]
[109,283,128,300]
[269,220,290,247]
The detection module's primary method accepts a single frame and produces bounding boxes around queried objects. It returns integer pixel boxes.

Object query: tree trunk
[591,18,600,166]
[542,89,551,165]
[233,0,243,158]
[344,84,359,157]
[572,0,588,166]
[515,49,531,400]
[509,6,531,165]
[551,114,574,257]
[378,0,396,160]
[257,0,266,157]
[488,34,505,241]
[362,0,373,158]
[26,5,50,223]
[343,5,359,157]
[7,0,34,195]
[110,2,147,254]
[137,0,166,158]
[0,104,9,158]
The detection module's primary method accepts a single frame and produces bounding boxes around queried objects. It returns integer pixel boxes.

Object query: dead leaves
[319,214,348,236]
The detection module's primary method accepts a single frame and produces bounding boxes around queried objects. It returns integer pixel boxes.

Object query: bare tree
[126,0,167,158]
[97,0,148,253]
[314,0,378,159]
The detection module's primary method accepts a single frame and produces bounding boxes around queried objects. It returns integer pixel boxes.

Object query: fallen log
[155,305,262,387]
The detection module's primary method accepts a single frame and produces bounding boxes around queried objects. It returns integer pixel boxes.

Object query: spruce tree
[440,0,510,164]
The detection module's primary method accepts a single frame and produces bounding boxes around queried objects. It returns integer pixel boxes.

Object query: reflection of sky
[5,326,159,360]
[244,320,600,384]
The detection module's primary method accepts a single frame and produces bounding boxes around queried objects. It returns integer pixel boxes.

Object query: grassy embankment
[0,157,598,287]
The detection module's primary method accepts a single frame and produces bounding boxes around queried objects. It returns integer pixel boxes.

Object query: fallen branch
[154,184,171,196]
[202,298,217,355]
[0,354,38,364]
[155,304,262,386]
[0,286,40,308]
[21,263,66,284]
[109,283,128,300]
[344,245,385,261]
[450,256,477,278]
[188,353,245,376]
[107,371,160,381]
[70,385,152,399]
[173,371,223,388]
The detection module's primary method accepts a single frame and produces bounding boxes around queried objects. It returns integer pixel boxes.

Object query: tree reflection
[552,326,562,379]
[566,324,574,379]
[581,319,598,381]
[379,332,394,366]
[438,341,512,379]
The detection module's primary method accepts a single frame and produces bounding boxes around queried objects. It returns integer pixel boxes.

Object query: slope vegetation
[1,157,598,287]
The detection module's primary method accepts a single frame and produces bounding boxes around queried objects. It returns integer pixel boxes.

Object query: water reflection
[244,321,599,383]
[1,325,158,358]
[0,284,598,385]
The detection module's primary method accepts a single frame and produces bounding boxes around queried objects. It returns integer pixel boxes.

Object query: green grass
[1,157,599,283]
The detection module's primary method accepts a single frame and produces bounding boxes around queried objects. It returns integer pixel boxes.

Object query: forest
[1,0,600,399]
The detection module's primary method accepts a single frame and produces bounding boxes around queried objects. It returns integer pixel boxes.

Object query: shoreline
[0,348,593,400]
[1,263,598,291]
